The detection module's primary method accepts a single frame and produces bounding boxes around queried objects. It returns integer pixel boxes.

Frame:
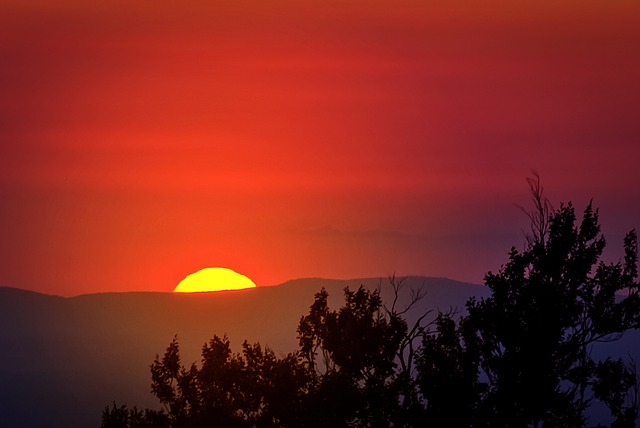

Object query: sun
[173,267,257,293]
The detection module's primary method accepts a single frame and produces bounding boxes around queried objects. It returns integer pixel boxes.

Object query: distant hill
[0,277,637,427]
[0,277,482,427]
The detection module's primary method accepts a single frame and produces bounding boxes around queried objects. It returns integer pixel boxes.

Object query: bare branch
[514,171,553,247]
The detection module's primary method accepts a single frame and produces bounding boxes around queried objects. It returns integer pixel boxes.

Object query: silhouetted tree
[150,335,313,427]
[101,402,168,427]
[297,284,428,427]
[103,284,431,428]
[461,177,640,427]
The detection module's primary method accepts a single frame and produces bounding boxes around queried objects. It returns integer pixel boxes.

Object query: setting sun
[173,267,257,293]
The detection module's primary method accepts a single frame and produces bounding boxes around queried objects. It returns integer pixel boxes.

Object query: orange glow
[173,267,256,293]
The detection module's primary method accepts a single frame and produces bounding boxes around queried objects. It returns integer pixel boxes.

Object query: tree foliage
[104,178,639,427]
[463,178,640,427]
[104,283,426,428]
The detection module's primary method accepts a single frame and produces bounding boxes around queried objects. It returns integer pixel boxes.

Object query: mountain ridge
[1,274,483,298]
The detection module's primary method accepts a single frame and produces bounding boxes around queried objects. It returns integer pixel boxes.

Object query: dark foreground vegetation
[103,178,640,427]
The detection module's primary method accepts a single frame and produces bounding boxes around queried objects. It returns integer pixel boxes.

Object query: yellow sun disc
[173,267,257,293]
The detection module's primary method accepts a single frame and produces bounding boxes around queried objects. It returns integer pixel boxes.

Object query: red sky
[1,0,639,296]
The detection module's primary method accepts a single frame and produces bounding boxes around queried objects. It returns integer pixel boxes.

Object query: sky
[1,0,639,296]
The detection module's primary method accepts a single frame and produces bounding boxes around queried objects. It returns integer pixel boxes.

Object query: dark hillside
[0,277,483,428]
